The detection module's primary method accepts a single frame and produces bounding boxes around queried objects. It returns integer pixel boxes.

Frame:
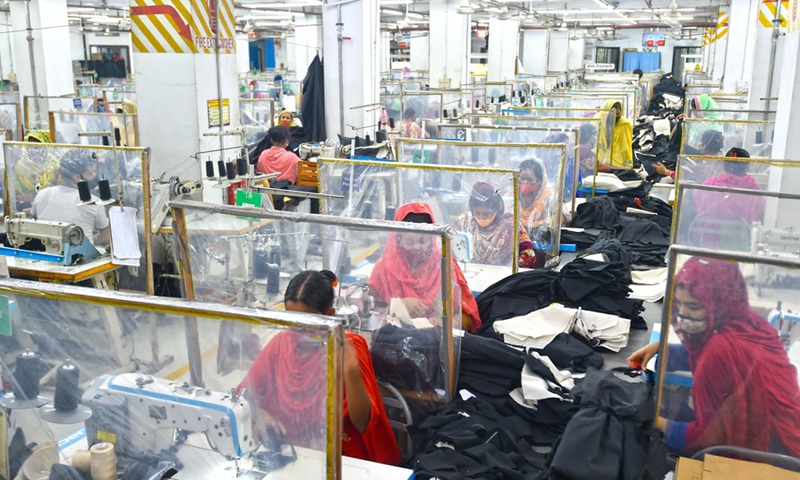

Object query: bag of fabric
[370,324,442,394]
[546,370,669,480]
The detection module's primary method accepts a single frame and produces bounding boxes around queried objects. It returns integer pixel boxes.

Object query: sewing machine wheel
[66,225,84,246]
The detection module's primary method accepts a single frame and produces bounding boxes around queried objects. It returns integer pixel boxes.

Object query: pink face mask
[521,183,540,197]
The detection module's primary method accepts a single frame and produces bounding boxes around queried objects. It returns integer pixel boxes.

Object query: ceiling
[56,0,730,36]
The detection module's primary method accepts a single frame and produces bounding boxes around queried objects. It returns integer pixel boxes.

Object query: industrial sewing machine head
[751,224,800,259]
[3,213,101,265]
[82,373,256,461]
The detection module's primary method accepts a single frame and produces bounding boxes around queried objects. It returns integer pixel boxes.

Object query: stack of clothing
[647,74,686,116]
[633,74,687,170]
[492,304,631,352]
[545,370,669,480]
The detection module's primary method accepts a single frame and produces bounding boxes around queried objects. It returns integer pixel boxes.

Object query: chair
[296,160,319,188]
[692,446,800,473]
[378,380,414,460]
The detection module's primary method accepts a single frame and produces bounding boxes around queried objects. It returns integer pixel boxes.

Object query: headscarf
[368,202,481,330]
[24,130,52,143]
[596,99,633,168]
[277,109,298,127]
[519,159,553,231]
[691,94,721,120]
[453,182,518,266]
[672,258,800,455]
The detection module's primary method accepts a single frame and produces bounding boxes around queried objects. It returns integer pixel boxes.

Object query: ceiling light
[380,0,412,4]
[591,0,614,10]
[381,8,404,16]
[244,10,295,18]
[239,1,321,8]
[497,6,512,21]
[457,0,475,15]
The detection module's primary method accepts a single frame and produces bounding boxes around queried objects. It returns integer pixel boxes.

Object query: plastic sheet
[681,119,775,158]
[517,74,559,95]
[169,200,462,409]
[0,103,22,140]
[687,108,776,123]
[436,124,586,203]
[401,92,443,121]
[23,97,96,131]
[240,99,275,144]
[0,278,342,480]
[541,93,633,120]
[504,107,615,120]
[672,184,800,256]
[656,247,800,457]
[674,155,800,193]
[317,157,522,270]
[50,112,138,147]
[3,142,153,293]
[394,138,569,257]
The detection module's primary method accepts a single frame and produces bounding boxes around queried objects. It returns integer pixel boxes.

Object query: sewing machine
[2,214,101,265]
[151,176,203,234]
[751,224,800,259]
[82,373,256,461]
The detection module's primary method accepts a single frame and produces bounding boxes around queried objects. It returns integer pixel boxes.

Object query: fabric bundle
[546,370,669,480]
[493,304,631,353]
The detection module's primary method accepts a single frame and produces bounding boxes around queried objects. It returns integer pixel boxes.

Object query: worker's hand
[676,113,687,120]
[252,407,286,443]
[403,297,429,318]
[626,341,660,370]
[657,416,669,432]
[654,163,672,176]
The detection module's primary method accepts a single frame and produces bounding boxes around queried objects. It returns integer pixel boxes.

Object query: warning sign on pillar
[208,99,230,128]
[131,0,236,54]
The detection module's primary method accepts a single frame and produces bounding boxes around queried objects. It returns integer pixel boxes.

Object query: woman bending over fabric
[627,258,800,456]
[369,202,482,333]
[452,181,538,269]
[238,270,401,465]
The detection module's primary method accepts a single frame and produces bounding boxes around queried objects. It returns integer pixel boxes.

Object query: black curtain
[301,54,326,142]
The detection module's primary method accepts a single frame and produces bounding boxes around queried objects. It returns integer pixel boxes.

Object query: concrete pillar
[322,0,380,138]
[548,30,569,73]
[236,33,250,74]
[711,8,729,82]
[410,32,429,73]
[380,30,392,73]
[132,0,240,202]
[568,36,585,71]
[722,0,759,93]
[520,29,548,76]
[748,5,786,113]
[428,0,470,88]
[293,14,322,80]
[10,0,74,127]
[487,16,520,82]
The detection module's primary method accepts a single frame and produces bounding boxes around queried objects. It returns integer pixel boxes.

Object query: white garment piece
[509,388,537,410]
[632,267,668,285]
[387,298,435,329]
[653,118,671,137]
[493,304,576,349]
[573,311,631,352]
[529,352,575,391]
[520,367,564,403]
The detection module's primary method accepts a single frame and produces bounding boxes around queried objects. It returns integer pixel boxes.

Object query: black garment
[475,270,561,334]
[532,332,604,373]
[581,236,633,269]
[248,126,306,163]
[559,229,600,249]
[301,54,326,142]
[370,324,442,393]
[568,197,620,230]
[546,369,669,480]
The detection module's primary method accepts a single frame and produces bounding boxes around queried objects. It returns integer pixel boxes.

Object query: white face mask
[676,314,708,335]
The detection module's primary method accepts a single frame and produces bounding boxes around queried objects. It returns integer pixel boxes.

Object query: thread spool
[98,177,112,201]
[389,118,395,129]
[206,160,215,178]
[236,156,247,176]
[443,109,448,119]
[217,159,226,178]
[226,161,236,180]
[14,350,42,400]
[53,362,80,411]
[475,100,480,109]
[72,450,91,472]
[90,442,116,480]
[77,179,92,203]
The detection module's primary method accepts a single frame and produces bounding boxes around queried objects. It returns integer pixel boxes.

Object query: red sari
[673,258,800,455]
[238,331,401,465]
[368,202,482,331]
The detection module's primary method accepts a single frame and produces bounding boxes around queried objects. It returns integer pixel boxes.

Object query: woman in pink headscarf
[628,257,800,455]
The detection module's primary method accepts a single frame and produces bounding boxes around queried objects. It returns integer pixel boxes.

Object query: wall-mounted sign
[584,63,616,71]
[642,32,667,47]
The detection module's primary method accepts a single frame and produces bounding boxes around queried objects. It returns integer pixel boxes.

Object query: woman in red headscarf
[369,202,482,332]
[628,257,800,456]
[239,270,401,466]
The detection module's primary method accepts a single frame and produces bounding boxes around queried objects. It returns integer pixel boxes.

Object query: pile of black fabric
[370,324,442,394]
[475,257,646,336]
[545,369,669,480]
[632,74,687,169]
[647,74,686,116]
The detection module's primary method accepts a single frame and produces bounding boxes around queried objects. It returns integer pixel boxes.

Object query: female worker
[369,202,482,333]
[655,130,726,179]
[519,159,555,244]
[397,108,428,139]
[694,148,765,224]
[627,258,800,456]
[238,270,401,465]
[596,100,633,169]
[452,181,538,268]
[276,109,302,128]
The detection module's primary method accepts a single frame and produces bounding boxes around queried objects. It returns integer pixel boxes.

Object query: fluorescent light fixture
[591,0,614,10]
[240,1,321,8]
[457,0,475,14]
[380,0,412,4]
[245,10,295,18]
[67,7,97,12]
[381,8,404,16]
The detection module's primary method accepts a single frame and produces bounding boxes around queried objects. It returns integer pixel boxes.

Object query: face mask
[676,314,708,335]
[521,183,539,197]
[475,213,497,228]
[280,119,291,127]
[401,244,433,265]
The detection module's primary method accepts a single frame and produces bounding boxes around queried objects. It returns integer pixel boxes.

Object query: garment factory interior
[1,0,800,478]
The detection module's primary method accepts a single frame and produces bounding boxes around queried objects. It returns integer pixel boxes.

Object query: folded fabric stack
[493,304,631,352]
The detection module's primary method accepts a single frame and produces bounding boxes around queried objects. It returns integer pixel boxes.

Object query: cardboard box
[91,53,103,61]
[675,454,800,480]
